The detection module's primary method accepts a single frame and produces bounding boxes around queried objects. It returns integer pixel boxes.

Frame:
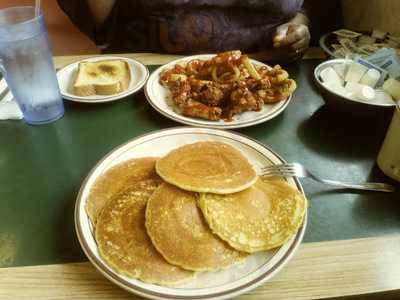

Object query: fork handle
[317,178,395,193]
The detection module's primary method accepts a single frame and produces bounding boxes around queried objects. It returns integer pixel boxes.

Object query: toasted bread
[73,59,131,96]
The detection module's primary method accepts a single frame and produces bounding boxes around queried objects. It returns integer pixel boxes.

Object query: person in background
[57,0,311,62]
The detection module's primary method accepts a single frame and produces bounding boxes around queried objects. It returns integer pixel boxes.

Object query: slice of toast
[73,59,131,96]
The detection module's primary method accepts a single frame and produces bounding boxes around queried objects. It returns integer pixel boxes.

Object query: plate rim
[57,55,149,103]
[319,32,338,58]
[144,54,293,129]
[74,127,307,300]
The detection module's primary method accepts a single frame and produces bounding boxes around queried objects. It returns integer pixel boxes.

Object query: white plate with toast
[57,56,149,103]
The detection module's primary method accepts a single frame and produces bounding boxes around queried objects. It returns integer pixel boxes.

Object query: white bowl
[314,59,396,113]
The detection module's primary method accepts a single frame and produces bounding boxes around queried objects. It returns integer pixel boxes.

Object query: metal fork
[261,162,395,193]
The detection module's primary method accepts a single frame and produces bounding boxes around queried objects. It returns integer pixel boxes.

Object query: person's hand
[273,23,310,61]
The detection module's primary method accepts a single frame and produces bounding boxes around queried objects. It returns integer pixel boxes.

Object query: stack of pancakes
[87,141,307,286]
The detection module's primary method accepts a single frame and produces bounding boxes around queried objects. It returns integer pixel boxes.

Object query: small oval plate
[57,56,149,103]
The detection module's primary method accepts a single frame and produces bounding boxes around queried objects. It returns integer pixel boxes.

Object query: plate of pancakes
[75,127,308,300]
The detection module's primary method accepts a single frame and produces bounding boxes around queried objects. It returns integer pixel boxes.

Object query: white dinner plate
[57,56,149,103]
[145,54,293,129]
[75,127,307,300]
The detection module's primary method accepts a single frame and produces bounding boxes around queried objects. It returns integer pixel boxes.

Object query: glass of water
[0,6,64,125]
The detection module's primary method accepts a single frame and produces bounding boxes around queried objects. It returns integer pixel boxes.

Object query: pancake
[145,183,247,272]
[155,142,257,194]
[95,179,194,286]
[199,178,307,253]
[86,157,158,226]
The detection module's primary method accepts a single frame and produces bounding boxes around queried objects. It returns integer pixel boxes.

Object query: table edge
[1,235,399,300]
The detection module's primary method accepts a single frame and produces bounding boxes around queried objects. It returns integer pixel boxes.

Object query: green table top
[0,60,399,268]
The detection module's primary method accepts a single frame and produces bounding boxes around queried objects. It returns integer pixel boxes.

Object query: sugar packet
[371,29,387,40]
[365,48,396,65]
[365,48,400,80]
[358,45,377,55]
[357,35,376,46]
[333,48,346,58]
[339,38,360,54]
[387,34,400,44]
[386,39,400,49]
[380,56,400,80]
[331,44,342,50]
[333,29,362,39]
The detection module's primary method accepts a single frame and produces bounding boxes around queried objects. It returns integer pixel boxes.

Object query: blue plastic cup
[0,6,64,125]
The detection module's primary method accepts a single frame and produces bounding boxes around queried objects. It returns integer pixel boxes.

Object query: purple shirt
[58,0,305,53]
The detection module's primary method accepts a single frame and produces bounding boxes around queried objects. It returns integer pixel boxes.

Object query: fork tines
[261,163,297,177]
